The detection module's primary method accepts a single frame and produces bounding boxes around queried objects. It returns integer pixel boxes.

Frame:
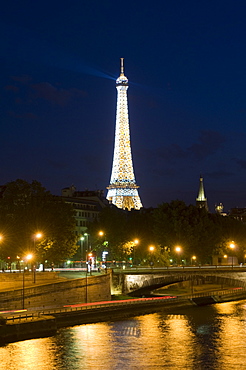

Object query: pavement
[0,270,102,292]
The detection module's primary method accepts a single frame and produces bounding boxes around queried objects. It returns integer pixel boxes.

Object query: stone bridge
[111,268,246,296]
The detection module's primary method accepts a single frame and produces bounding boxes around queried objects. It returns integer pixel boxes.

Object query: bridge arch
[112,272,246,296]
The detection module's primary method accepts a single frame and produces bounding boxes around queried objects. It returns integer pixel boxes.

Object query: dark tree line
[1,179,246,268]
[89,200,246,265]
[0,179,77,266]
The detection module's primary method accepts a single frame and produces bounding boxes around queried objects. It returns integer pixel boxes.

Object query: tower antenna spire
[120,57,124,75]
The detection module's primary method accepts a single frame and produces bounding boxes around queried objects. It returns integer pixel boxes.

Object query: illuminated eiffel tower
[106,59,143,210]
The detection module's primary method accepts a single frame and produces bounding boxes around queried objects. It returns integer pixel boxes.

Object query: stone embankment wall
[0,316,57,343]
[0,273,111,310]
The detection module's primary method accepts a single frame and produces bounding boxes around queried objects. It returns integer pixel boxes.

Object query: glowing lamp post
[99,231,109,272]
[149,245,155,268]
[133,239,139,266]
[223,254,228,266]
[175,246,182,266]
[33,233,42,281]
[22,253,33,309]
[80,236,85,266]
[229,241,235,269]
[191,255,196,266]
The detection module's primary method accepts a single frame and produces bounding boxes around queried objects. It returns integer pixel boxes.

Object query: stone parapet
[0,273,111,310]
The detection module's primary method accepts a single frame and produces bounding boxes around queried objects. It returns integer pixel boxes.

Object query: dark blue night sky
[1,0,246,211]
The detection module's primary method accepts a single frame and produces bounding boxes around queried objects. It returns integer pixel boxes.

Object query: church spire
[196,175,208,211]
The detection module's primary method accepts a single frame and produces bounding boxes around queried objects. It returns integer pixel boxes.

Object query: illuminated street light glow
[229,241,236,268]
[191,255,196,265]
[175,246,182,266]
[26,254,33,261]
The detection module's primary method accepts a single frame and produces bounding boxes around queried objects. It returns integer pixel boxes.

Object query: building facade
[62,185,108,237]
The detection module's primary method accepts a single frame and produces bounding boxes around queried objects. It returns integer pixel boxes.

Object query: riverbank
[1,287,246,345]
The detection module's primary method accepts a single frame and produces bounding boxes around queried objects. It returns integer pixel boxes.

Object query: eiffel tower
[106,59,143,210]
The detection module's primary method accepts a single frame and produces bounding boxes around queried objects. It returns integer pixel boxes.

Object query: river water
[1,300,246,370]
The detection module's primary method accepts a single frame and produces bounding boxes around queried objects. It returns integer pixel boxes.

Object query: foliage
[88,206,156,263]
[153,200,246,264]
[84,196,246,266]
[0,179,77,264]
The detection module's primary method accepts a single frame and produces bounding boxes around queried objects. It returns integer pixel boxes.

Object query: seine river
[1,300,246,370]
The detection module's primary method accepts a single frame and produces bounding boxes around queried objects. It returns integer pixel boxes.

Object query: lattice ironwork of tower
[106,59,143,211]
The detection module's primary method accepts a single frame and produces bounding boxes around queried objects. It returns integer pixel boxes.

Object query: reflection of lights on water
[196,324,211,335]
[110,320,141,337]
[216,302,236,315]
[0,337,58,369]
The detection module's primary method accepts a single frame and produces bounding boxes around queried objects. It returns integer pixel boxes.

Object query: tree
[153,200,222,264]
[0,179,77,266]
[88,206,157,263]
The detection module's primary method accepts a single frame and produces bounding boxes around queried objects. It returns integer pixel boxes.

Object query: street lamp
[175,246,182,266]
[87,252,93,275]
[22,253,33,309]
[33,232,43,281]
[99,231,109,271]
[133,239,139,266]
[191,255,196,266]
[229,241,236,269]
[149,245,155,268]
[80,236,85,266]
[175,245,182,264]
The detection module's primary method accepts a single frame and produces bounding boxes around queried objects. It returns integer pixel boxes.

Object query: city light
[26,253,33,261]
[175,246,182,253]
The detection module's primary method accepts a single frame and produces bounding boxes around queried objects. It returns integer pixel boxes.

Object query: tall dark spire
[196,175,208,211]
